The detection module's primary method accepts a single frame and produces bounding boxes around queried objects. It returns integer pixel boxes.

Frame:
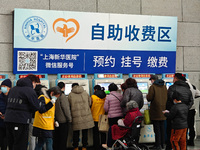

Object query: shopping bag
[98,114,109,132]
[144,109,151,125]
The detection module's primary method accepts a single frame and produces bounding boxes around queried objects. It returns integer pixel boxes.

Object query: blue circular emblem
[147,126,152,132]
[22,16,48,42]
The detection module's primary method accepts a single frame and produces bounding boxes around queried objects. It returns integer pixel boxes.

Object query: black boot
[187,140,195,146]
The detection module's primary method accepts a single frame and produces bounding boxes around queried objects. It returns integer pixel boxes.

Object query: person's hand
[0,112,5,119]
[51,99,56,104]
[117,119,125,126]
[55,121,59,127]
[162,110,169,114]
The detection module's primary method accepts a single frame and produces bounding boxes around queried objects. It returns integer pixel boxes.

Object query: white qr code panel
[17,51,38,71]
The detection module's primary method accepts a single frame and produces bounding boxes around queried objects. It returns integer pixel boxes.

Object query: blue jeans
[35,137,53,150]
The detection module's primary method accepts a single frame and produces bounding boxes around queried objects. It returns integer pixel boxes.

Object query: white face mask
[51,96,57,100]
[1,87,8,93]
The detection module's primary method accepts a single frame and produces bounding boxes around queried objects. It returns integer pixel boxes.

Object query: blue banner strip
[13,48,176,74]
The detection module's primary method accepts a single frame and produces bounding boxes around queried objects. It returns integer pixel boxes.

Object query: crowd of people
[0,73,199,150]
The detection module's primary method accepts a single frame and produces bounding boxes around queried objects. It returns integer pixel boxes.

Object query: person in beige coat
[68,83,94,150]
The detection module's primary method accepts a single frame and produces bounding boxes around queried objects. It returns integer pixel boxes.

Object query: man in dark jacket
[0,79,12,150]
[166,73,193,110]
[4,75,54,150]
[165,73,193,150]
[147,75,167,150]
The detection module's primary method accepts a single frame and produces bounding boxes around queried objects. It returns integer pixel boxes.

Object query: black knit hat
[1,79,12,88]
[172,91,181,100]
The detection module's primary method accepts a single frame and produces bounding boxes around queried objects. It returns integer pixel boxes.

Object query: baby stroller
[111,116,149,150]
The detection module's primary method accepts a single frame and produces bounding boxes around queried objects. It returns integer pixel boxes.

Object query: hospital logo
[22,16,48,42]
[53,18,80,43]
[147,126,153,132]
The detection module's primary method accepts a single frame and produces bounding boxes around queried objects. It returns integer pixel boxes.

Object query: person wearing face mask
[0,79,12,150]
[53,82,72,150]
[33,86,62,150]
[4,74,54,150]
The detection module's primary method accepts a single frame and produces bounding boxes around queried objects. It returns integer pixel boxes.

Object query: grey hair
[126,100,138,110]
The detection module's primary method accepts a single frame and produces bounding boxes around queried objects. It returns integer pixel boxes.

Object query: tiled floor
[188,138,200,150]
[146,138,200,150]
[68,138,200,149]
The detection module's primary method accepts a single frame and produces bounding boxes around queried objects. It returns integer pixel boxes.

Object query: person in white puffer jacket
[186,80,200,146]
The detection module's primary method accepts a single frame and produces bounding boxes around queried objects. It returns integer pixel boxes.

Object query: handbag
[98,114,109,132]
[144,109,151,125]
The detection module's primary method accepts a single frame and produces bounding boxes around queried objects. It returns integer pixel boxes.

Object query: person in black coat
[166,75,193,111]
[4,75,54,150]
[165,73,193,150]
[163,91,188,150]
[0,79,12,150]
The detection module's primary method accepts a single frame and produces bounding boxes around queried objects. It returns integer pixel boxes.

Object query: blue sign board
[13,9,177,74]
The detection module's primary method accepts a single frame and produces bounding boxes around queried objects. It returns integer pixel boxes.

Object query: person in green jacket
[147,75,167,150]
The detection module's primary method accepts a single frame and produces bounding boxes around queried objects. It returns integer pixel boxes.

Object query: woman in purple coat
[104,83,123,127]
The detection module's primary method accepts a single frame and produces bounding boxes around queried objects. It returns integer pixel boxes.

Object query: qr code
[17,51,38,71]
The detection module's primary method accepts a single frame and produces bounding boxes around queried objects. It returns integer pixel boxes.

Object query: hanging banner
[13,8,177,74]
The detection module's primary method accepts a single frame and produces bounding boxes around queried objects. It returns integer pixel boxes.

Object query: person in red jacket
[102,100,142,149]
